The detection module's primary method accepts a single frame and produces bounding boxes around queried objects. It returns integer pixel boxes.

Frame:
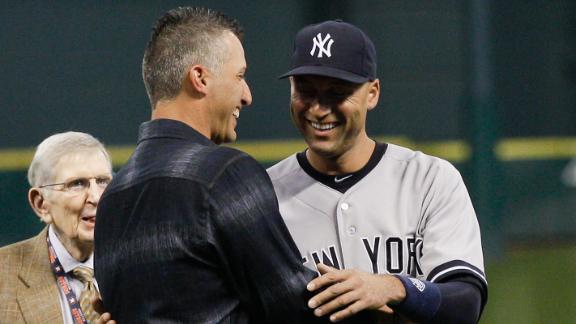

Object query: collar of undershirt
[296,141,388,193]
[48,225,94,274]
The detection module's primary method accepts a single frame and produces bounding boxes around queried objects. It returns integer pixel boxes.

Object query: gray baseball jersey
[267,143,486,288]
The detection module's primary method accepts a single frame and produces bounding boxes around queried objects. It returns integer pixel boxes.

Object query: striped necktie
[72,266,100,323]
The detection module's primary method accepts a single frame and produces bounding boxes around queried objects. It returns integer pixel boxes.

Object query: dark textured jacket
[94,119,326,323]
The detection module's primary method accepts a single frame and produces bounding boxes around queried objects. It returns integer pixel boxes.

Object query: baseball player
[268,20,488,323]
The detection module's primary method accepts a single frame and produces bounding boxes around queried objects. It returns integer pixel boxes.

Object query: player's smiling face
[290,75,379,159]
[207,32,252,144]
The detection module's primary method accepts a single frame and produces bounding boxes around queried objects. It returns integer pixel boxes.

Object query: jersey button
[341,203,349,210]
[347,226,357,235]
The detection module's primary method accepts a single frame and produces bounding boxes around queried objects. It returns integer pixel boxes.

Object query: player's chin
[227,119,238,142]
[225,129,238,143]
[306,140,340,157]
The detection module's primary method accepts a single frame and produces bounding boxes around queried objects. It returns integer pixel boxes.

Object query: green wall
[2,0,574,249]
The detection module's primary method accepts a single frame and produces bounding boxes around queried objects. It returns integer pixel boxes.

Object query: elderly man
[0,132,113,323]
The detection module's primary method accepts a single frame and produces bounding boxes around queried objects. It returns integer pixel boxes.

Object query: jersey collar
[296,141,388,193]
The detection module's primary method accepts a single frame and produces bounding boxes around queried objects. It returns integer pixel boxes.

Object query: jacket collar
[18,227,55,287]
[17,227,64,324]
[138,118,215,147]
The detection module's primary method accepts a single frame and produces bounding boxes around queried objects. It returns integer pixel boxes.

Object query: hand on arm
[306,263,406,322]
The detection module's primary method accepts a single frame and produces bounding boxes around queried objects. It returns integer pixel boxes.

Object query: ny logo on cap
[310,33,334,58]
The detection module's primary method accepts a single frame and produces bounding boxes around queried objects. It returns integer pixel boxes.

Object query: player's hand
[307,263,406,322]
[91,295,117,324]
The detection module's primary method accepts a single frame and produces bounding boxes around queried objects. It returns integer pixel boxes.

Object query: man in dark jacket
[94,7,375,324]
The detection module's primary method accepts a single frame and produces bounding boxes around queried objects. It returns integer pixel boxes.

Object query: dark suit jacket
[0,227,64,324]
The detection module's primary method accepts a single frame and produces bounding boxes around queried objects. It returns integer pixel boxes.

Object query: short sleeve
[419,160,487,293]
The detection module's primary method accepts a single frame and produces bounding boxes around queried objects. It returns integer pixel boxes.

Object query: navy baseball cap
[280,20,377,83]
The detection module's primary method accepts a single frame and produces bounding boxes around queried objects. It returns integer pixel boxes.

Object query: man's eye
[330,87,354,97]
[297,90,314,98]
[331,91,348,98]
[96,177,112,187]
[67,179,88,190]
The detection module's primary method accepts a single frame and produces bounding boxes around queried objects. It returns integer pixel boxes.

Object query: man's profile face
[207,32,252,144]
[289,75,379,159]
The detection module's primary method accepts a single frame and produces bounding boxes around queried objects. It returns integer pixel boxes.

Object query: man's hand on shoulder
[307,263,406,322]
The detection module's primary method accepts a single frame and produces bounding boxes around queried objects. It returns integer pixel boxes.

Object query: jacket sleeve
[206,153,329,324]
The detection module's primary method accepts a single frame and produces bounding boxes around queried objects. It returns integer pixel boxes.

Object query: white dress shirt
[49,225,99,324]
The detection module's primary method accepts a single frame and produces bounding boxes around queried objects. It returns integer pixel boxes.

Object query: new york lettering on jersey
[300,236,424,277]
[276,171,425,278]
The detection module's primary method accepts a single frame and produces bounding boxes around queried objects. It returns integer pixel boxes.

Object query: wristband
[393,275,441,322]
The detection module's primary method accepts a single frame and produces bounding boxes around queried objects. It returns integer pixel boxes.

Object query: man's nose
[86,179,104,204]
[241,80,252,106]
[308,99,332,116]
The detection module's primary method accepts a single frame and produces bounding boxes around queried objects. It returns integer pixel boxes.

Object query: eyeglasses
[39,176,112,194]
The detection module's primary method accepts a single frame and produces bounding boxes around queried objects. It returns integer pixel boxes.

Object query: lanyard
[47,236,89,324]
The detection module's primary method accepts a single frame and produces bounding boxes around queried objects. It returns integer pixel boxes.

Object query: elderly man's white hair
[27,131,112,188]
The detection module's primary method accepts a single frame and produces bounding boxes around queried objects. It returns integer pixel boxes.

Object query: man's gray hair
[27,131,112,187]
[142,7,243,109]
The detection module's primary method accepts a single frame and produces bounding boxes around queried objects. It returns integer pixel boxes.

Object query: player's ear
[28,188,52,224]
[187,65,209,95]
[288,76,297,96]
[366,79,380,111]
